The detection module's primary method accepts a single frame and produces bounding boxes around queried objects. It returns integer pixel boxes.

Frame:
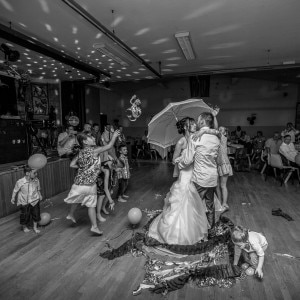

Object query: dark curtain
[0,75,17,115]
[190,75,210,97]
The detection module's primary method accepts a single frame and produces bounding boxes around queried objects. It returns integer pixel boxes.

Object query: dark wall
[0,75,17,115]
[61,81,86,129]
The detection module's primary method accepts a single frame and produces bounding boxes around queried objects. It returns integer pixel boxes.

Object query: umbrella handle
[171,109,178,122]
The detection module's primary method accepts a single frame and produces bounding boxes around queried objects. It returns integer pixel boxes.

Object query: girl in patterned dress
[64,130,120,235]
[216,126,233,210]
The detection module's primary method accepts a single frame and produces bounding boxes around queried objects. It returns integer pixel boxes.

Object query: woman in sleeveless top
[216,126,233,210]
[64,130,120,235]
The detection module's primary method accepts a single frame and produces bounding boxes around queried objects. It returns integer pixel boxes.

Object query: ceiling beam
[61,0,162,79]
[0,23,110,78]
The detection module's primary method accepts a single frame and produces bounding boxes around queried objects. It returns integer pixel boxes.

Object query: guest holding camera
[57,125,78,158]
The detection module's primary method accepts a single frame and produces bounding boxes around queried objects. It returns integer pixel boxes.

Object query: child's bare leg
[102,197,109,214]
[96,195,106,222]
[88,207,103,235]
[66,203,78,223]
[33,222,40,234]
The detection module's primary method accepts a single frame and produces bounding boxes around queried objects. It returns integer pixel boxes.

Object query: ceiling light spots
[72,26,78,34]
[165,64,179,66]
[162,69,173,72]
[139,68,146,71]
[146,76,153,79]
[6,43,13,47]
[39,67,43,70]
[45,24,52,31]
[26,57,31,60]
[77,47,81,50]
[38,0,50,13]
[95,33,102,39]
[126,74,131,76]
[75,39,79,44]
[135,28,150,36]
[133,71,139,74]
[41,72,46,75]
[162,49,177,54]
[19,22,27,28]
[39,76,44,79]
[23,53,28,56]
[116,76,121,78]
[25,49,30,52]
[152,38,169,45]
[87,55,90,57]
[117,70,121,72]
[139,53,146,57]
[26,64,31,66]
[210,42,245,49]
[111,16,124,27]
[91,50,95,54]
[34,61,38,64]
[183,2,224,20]
[53,37,59,42]
[0,0,14,11]
[122,67,127,70]
[166,57,182,61]
[203,24,239,36]
[131,46,138,50]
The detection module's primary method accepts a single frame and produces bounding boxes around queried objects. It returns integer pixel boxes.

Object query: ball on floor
[39,212,51,226]
[128,208,142,225]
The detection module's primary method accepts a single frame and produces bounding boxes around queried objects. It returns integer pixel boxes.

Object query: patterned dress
[64,147,101,207]
[216,135,233,176]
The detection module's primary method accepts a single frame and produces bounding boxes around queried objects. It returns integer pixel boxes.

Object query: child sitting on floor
[11,166,43,233]
[116,144,130,203]
[231,225,268,278]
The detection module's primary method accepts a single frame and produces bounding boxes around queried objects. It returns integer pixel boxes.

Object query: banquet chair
[266,154,299,185]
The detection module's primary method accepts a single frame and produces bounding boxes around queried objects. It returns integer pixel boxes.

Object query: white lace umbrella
[147,98,213,150]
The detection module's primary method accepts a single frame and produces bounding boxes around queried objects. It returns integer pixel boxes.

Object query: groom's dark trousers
[193,182,216,228]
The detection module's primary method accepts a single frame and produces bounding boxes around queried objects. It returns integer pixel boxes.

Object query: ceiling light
[174,32,195,60]
[93,43,131,67]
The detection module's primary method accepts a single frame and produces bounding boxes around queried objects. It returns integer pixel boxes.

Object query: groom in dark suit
[178,112,220,229]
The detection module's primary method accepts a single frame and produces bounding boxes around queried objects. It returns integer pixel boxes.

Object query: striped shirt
[178,127,220,187]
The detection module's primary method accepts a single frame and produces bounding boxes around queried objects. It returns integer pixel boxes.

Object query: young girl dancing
[232,225,268,278]
[65,130,119,235]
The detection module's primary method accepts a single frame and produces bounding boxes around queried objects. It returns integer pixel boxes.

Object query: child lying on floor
[231,225,268,278]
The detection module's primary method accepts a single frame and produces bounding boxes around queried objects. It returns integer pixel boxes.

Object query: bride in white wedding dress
[148,117,220,245]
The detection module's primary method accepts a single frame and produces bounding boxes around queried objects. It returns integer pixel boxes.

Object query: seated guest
[294,135,300,152]
[82,123,95,145]
[232,126,246,140]
[265,132,282,154]
[253,131,266,152]
[279,135,299,166]
[281,122,299,143]
[57,125,78,158]
[92,123,101,146]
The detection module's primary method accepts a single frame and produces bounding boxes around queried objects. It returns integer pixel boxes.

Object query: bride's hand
[212,106,220,117]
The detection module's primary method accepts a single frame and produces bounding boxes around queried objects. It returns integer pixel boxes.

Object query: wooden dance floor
[0,161,299,300]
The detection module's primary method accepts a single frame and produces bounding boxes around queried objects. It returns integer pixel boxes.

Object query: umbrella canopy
[147,98,213,149]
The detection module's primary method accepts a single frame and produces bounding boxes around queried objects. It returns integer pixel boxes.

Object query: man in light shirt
[265,132,282,154]
[57,125,77,158]
[279,135,299,166]
[178,112,220,228]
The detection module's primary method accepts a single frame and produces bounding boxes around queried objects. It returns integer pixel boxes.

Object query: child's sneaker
[118,197,127,203]
[122,194,129,199]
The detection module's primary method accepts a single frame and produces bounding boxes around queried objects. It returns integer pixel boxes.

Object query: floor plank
[0,161,300,300]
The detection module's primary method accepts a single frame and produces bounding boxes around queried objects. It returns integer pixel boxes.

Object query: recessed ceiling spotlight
[77,47,81,50]
[75,39,79,44]
[53,37,59,42]
[91,50,95,54]
[26,57,31,60]
[24,53,28,56]
[26,64,31,66]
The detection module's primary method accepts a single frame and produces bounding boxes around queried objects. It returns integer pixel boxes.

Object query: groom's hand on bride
[174,157,181,163]
[192,131,204,142]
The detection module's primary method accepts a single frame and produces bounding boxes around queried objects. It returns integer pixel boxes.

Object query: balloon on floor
[28,154,47,169]
[39,212,51,226]
[128,208,142,225]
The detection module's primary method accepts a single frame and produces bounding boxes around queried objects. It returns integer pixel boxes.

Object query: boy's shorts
[20,202,41,225]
